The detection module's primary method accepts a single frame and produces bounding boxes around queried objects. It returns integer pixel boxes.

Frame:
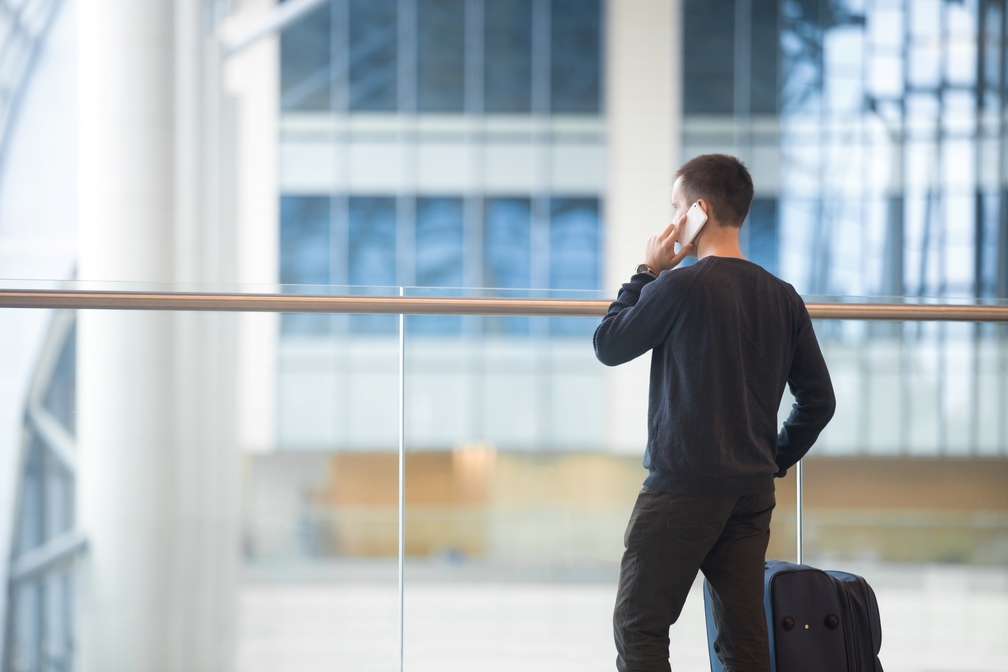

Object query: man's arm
[775,311,836,476]
[593,272,668,366]
[593,216,694,367]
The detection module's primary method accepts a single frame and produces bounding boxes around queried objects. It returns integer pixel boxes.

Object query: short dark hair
[675,154,754,227]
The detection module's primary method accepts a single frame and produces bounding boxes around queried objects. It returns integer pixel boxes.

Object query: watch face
[636,264,649,274]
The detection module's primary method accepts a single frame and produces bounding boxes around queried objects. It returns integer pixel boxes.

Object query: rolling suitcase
[703,462,884,671]
[703,561,884,672]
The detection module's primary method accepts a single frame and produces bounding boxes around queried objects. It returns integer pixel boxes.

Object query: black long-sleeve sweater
[594,256,836,497]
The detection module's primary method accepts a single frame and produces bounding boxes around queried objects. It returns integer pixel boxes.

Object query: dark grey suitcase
[703,459,884,671]
[703,561,884,672]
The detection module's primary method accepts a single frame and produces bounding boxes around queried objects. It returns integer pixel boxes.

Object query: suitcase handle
[796,459,804,564]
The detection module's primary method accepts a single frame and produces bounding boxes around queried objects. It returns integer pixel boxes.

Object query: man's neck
[696,225,746,260]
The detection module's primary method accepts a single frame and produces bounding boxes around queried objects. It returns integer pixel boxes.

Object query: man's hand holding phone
[644,212,694,274]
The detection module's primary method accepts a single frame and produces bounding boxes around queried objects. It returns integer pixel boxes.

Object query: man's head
[672,154,754,228]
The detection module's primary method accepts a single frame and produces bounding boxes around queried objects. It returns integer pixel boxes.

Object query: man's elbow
[593,342,621,367]
[818,386,837,426]
[797,385,836,430]
[592,327,621,366]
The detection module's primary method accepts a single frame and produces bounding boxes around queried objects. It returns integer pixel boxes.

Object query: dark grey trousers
[613,486,776,672]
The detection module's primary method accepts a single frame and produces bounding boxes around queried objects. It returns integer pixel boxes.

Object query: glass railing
[0,284,1006,672]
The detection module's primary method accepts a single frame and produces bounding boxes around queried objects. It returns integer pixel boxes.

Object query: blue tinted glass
[349,197,397,333]
[280,4,331,111]
[484,198,531,288]
[550,198,600,335]
[416,197,464,287]
[281,196,331,285]
[280,196,331,335]
[682,0,778,114]
[412,197,464,334]
[484,198,531,334]
[485,0,532,112]
[550,198,599,289]
[747,198,778,276]
[750,0,779,114]
[550,0,601,113]
[980,191,1001,297]
[683,0,734,114]
[418,0,465,112]
[350,0,398,112]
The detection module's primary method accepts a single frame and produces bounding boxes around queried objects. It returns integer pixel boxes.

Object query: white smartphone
[680,201,708,246]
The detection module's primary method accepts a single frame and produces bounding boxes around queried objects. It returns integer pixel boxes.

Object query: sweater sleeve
[593,271,681,367]
[774,308,836,476]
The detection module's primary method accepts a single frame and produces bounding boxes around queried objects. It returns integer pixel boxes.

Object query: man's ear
[696,198,712,220]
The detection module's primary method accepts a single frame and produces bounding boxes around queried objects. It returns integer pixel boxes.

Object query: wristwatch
[635,263,658,278]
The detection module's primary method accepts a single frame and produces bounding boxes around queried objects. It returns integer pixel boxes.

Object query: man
[594,154,836,672]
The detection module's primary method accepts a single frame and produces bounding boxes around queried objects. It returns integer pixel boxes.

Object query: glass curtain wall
[682,2,1008,457]
[683,0,1008,301]
[277,0,604,338]
[680,7,1008,659]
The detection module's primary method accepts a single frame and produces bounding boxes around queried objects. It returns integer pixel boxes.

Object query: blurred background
[0,0,1007,670]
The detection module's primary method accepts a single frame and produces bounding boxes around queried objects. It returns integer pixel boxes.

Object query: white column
[603,0,682,452]
[223,0,279,454]
[77,0,238,669]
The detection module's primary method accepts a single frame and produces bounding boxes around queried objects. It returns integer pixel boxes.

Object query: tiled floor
[238,563,1008,672]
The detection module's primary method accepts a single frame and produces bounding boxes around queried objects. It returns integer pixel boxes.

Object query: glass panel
[257,297,401,669]
[402,307,800,670]
[746,197,779,276]
[280,195,332,335]
[550,0,601,114]
[549,197,600,335]
[484,0,532,113]
[5,309,78,672]
[683,0,735,114]
[9,584,41,672]
[16,438,45,556]
[800,319,1008,669]
[484,198,531,290]
[0,291,1006,671]
[243,452,399,667]
[42,325,76,433]
[549,198,600,291]
[349,0,398,112]
[280,3,332,111]
[0,307,402,670]
[484,197,531,335]
[417,0,466,113]
[684,0,1008,306]
[402,312,611,670]
[10,570,75,672]
[411,197,464,334]
[750,0,779,115]
[348,197,398,334]
[44,452,73,542]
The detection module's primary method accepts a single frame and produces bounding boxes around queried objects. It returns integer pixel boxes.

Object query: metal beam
[8,530,86,584]
[26,403,76,473]
[220,0,328,57]
[0,288,1005,321]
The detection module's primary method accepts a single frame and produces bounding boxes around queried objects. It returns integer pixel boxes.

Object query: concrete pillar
[604,0,682,452]
[77,0,238,669]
